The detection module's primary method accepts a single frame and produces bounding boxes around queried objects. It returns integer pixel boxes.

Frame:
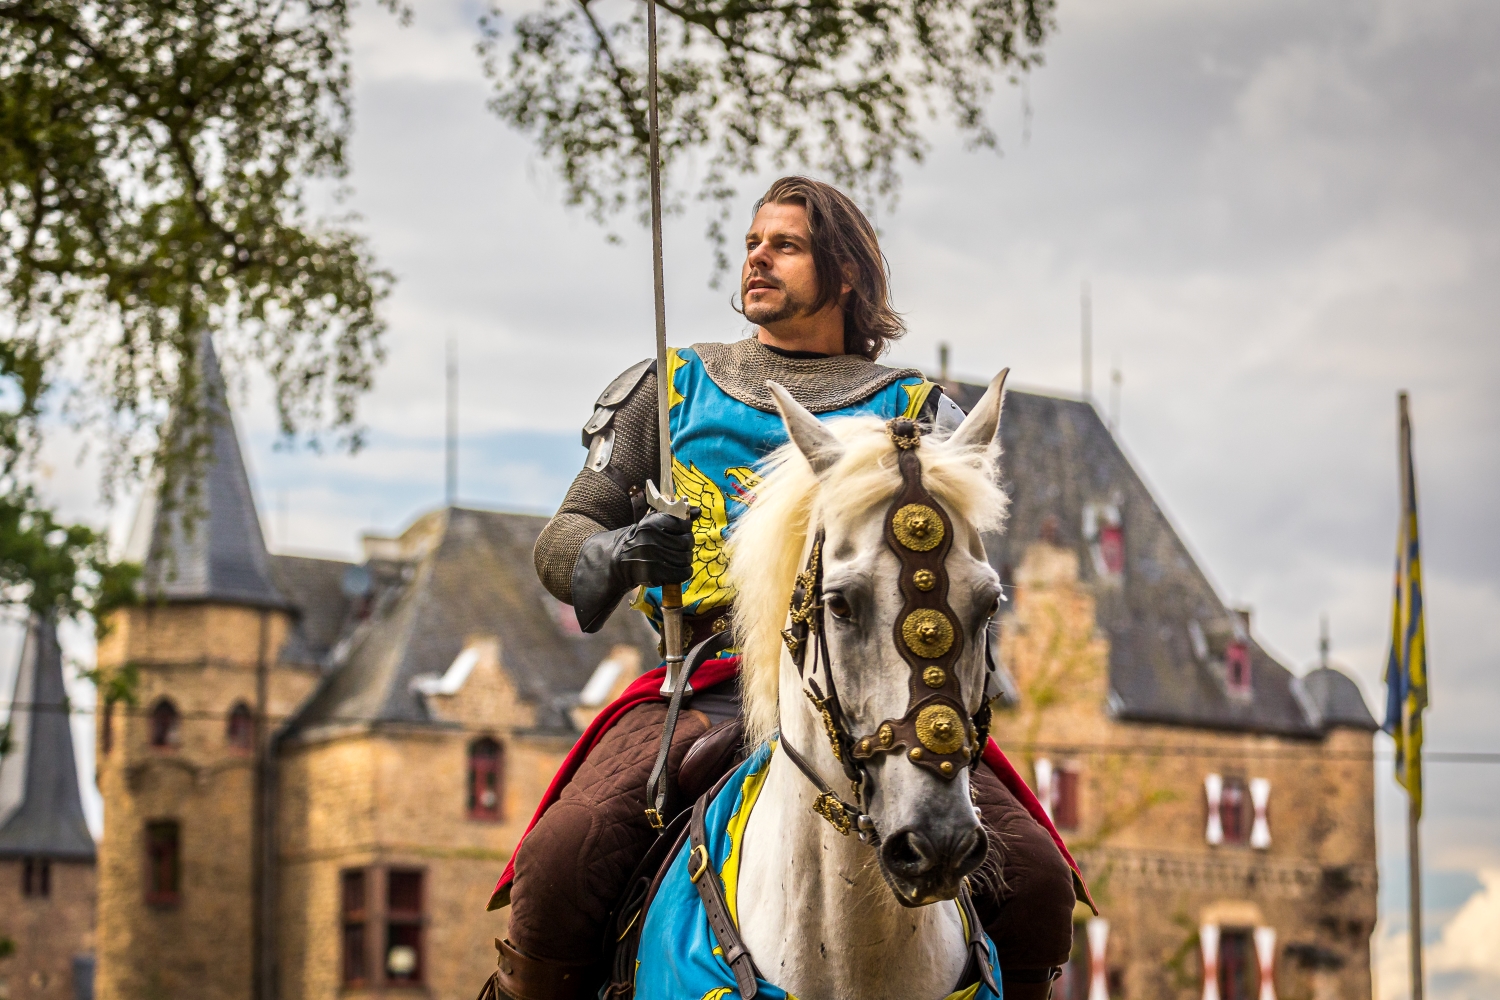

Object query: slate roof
[124,333,285,609]
[269,555,355,667]
[0,615,96,860]
[283,507,660,740]
[940,380,1376,737]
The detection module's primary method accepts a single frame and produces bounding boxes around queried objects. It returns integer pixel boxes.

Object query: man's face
[741,201,822,327]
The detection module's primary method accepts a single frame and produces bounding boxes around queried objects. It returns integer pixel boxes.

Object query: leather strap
[608,767,744,997]
[689,792,762,998]
[1000,968,1062,1000]
[491,938,602,1000]
[956,882,1000,996]
[645,630,735,827]
[778,735,864,841]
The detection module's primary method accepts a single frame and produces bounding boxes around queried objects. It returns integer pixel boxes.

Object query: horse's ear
[946,368,1009,452]
[768,381,844,475]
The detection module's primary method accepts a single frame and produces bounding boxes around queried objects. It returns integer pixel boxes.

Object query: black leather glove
[571,509,697,633]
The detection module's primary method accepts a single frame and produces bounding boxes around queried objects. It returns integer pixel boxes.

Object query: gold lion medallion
[892,504,944,551]
[902,608,954,659]
[915,703,966,755]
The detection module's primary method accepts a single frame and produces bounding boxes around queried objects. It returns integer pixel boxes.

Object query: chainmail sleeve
[533,370,660,603]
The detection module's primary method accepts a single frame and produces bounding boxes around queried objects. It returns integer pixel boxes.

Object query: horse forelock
[728,415,1009,748]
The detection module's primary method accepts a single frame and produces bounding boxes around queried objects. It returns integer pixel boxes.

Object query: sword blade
[644,0,690,695]
[647,0,671,500]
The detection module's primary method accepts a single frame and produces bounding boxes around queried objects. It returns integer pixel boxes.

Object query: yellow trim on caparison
[720,746,774,924]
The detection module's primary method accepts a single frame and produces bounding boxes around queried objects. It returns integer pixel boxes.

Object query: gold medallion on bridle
[923,665,947,689]
[892,504,944,551]
[915,703,966,756]
[913,569,937,592]
[902,608,954,659]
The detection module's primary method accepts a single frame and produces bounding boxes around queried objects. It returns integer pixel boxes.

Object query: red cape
[488,656,1093,912]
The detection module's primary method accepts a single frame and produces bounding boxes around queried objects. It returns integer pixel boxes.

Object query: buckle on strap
[688,844,711,884]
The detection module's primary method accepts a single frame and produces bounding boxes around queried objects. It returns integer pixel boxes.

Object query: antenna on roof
[445,337,458,507]
[1081,280,1092,399]
[1109,364,1122,432]
[1319,613,1330,669]
[938,342,950,382]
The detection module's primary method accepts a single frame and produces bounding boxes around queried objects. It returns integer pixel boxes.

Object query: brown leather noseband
[779,417,993,843]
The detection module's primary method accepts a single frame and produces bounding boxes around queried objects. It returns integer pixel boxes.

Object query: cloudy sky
[7,0,1496,994]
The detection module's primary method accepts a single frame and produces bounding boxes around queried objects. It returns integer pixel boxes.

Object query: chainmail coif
[695,336,922,414]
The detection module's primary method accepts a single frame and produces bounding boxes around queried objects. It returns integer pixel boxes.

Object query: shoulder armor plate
[582,357,654,446]
[597,357,655,408]
[934,391,966,434]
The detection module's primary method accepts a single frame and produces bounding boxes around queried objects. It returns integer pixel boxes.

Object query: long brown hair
[751,177,905,360]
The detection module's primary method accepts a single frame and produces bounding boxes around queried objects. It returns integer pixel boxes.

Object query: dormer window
[1225,641,1252,696]
[1084,501,1125,580]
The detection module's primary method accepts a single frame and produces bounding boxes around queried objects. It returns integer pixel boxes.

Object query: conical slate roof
[0,615,95,859]
[124,334,284,608]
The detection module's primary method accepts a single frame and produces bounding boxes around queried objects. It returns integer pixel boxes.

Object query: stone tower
[93,335,317,1000]
[0,614,98,1000]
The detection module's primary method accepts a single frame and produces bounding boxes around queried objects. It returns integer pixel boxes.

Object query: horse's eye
[825,593,853,620]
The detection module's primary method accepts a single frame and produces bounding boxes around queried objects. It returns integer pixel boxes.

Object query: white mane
[728,415,1009,747]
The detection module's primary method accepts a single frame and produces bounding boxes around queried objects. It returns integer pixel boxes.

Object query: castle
[2,339,1378,1000]
[88,338,654,1000]
[941,380,1379,1000]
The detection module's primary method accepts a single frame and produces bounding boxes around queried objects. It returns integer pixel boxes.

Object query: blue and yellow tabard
[633,741,1003,1000]
[634,346,933,629]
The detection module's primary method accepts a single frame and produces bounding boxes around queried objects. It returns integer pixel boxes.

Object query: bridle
[778,417,995,847]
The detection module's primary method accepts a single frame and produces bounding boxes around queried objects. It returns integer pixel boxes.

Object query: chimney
[1234,607,1252,637]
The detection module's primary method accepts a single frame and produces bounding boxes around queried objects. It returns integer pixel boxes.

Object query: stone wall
[0,859,95,1000]
[991,542,1377,999]
[93,604,316,1000]
[275,638,574,1000]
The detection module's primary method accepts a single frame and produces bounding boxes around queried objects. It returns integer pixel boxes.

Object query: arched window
[468,738,504,821]
[150,699,180,748]
[226,702,254,751]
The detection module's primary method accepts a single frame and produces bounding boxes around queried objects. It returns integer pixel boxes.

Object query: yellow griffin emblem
[632,462,763,618]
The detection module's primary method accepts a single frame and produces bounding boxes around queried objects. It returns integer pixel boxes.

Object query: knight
[487,176,1088,999]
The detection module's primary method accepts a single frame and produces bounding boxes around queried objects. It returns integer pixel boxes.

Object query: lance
[641,0,692,697]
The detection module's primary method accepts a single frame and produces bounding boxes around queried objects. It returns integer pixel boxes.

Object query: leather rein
[778,417,995,845]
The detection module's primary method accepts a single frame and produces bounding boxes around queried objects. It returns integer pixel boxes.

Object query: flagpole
[1408,792,1423,1000]
[1398,390,1424,1000]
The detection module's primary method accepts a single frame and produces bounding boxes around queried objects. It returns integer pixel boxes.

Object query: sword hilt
[646,480,692,696]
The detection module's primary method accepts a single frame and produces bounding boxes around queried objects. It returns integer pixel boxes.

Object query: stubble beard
[742,277,811,327]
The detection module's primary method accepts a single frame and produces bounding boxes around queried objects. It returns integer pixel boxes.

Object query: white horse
[722,372,1011,1000]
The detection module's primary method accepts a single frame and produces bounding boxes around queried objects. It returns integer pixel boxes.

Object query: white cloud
[1430,870,1500,978]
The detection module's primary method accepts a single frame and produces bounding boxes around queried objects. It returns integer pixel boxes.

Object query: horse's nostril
[881,830,937,877]
[949,826,989,878]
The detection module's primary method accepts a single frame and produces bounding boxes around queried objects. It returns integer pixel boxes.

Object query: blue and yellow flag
[1383,392,1429,817]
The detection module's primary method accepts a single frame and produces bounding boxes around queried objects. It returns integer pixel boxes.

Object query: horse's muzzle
[878,822,989,907]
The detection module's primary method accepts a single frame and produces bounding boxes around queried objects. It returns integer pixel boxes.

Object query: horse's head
[730,372,1010,908]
